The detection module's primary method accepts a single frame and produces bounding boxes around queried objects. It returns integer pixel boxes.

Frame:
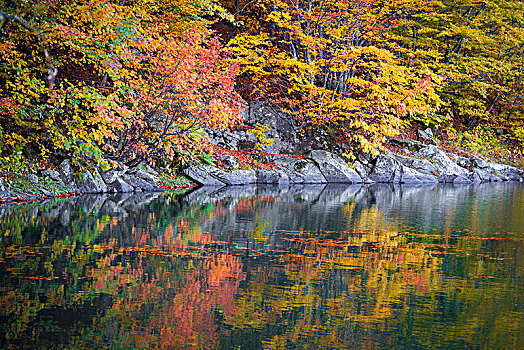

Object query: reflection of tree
[0,186,522,349]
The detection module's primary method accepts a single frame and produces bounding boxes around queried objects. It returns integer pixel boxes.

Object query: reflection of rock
[121,174,160,192]
[110,178,134,193]
[2,182,524,262]
[79,195,109,217]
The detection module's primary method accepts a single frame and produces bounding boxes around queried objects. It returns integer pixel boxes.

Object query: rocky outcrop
[183,143,523,188]
[274,157,327,184]
[0,160,166,202]
[183,164,256,186]
[76,169,108,193]
[183,166,226,186]
[368,154,438,184]
[256,169,290,184]
[205,102,302,154]
[414,145,472,183]
[307,150,362,183]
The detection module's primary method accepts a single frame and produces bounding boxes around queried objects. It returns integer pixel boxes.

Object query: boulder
[353,161,370,181]
[101,169,126,184]
[415,145,472,183]
[368,154,438,184]
[409,158,438,176]
[199,165,256,185]
[220,155,239,170]
[400,166,438,183]
[133,170,158,183]
[59,159,79,192]
[307,150,362,183]
[395,155,438,176]
[110,178,134,193]
[40,188,56,197]
[76,169,108,193]
[41,169,64,185]
[470,169,502,183]
[274,157,327,184]
[26,174,39,184]
[0,178,16,199]
[470,155,491,169]
[418,128,436,144]
[368,154,402,183]
[256,169,290,184]
[183,166,227,186]
[486,162,524,181]
[121,174,162,191]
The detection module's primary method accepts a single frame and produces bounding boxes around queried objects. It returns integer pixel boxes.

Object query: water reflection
[0,183,522,349]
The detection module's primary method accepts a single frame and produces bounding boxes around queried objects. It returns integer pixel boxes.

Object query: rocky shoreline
[0,160,166,204]
[183,145,524,187]
[1,142,523,204]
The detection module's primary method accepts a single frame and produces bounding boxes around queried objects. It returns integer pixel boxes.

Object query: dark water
[0,183,523,349]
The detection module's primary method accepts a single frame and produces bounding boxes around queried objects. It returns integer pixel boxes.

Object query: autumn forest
[1,0,523,171]
[1,1,524,349]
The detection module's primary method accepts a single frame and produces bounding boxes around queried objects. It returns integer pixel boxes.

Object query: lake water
[0,183,522,349]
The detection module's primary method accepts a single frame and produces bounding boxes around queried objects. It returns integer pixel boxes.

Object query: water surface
[0,183,522,349]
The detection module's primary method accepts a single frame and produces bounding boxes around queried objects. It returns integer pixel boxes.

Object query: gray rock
[438,174,474,184]
[40,188,56,197]
[470,155,491,169]
[100,169,125,184]
[183,166,227,186]
[387,138,424,151]
[307,150,362,183]
[122,174,161,191]
[59,159,80,193]
[256,169,290,184]
[134,170,158,183]
[369,154,402,183]
[409,158,438,176]
[59,159,74,184]
[76,169,108,193]
[486,162,523,181]
[198,165,256,185]
[41,170,61,182]
[418,128,435,143]
[0,177,16,199]
[456,156,471,168]
[221,155,239,170]
[353,161,369,180]
[110,178,134,193]
[415,145,471,182]
[136,162,157,176]
[400,166,438,183]
[470,169,501,183]
[274,157,327,184]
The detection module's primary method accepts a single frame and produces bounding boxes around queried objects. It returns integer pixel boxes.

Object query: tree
[226,0,441,154]
[0,0,243,169]
[391,0,524,145]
